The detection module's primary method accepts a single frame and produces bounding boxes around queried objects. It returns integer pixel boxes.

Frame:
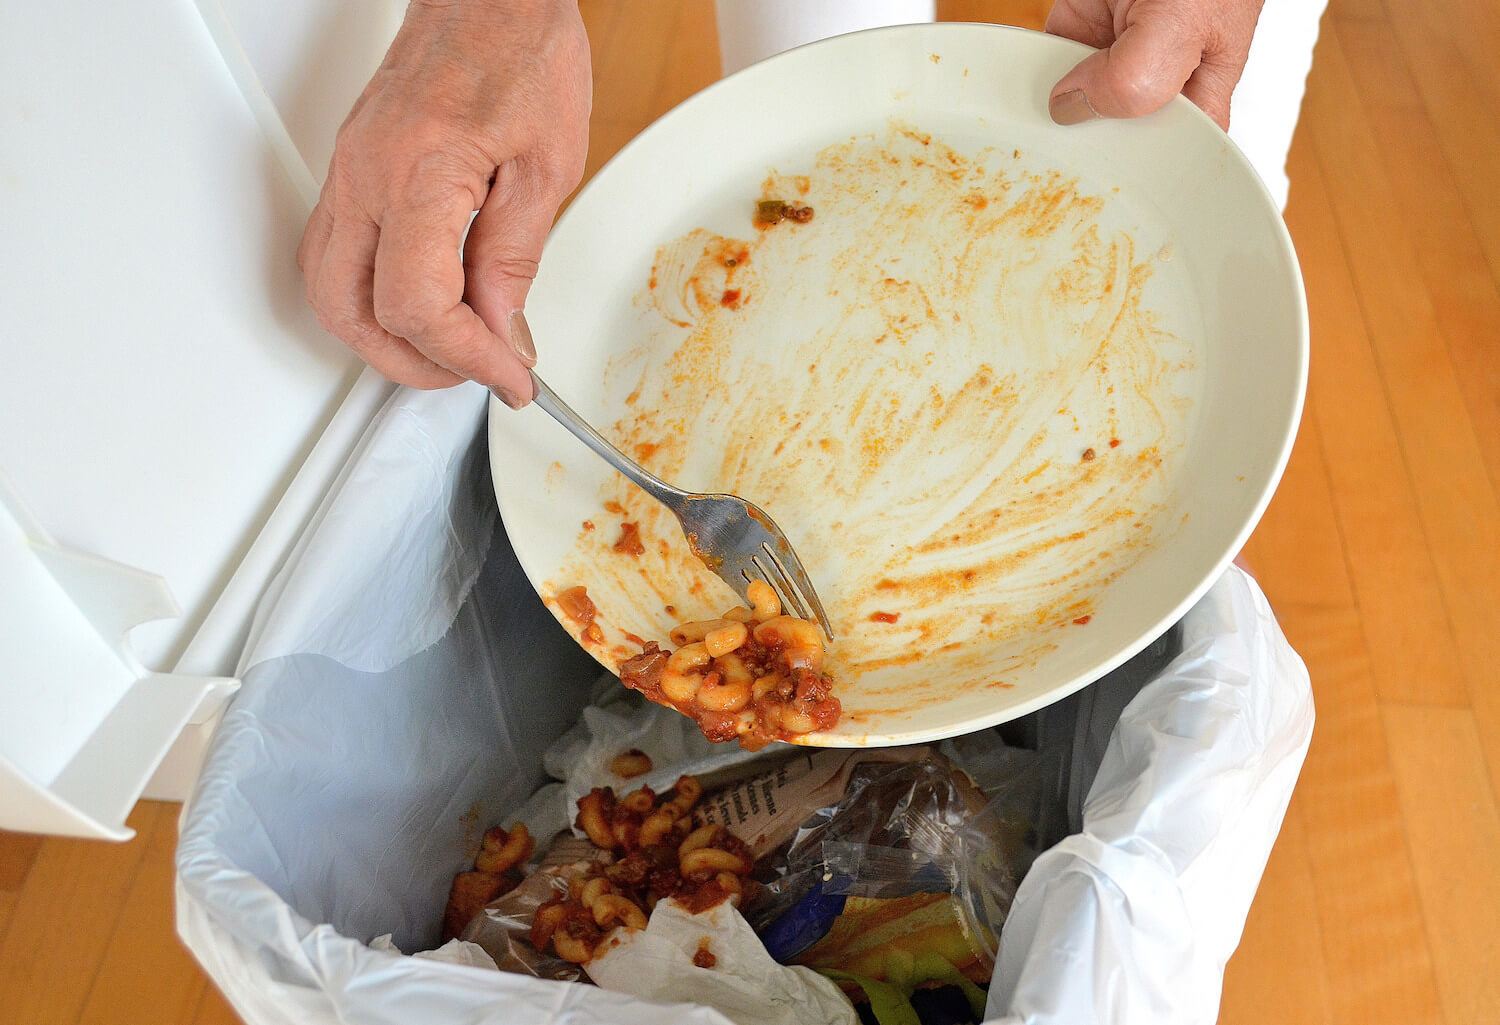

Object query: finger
[463,160,563,369]
[298,194,335,278]
[313,214,463,389]
[297,176,338,308]
[1048,13,1206,125]
[372,190,535,404]
[1181,51,1244,130]
[1044,0,1114,49]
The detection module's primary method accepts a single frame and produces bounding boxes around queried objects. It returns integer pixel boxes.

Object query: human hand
[297,0,590,407]
[1044,0,1264,130]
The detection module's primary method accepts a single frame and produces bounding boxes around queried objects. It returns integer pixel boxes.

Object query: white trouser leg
[1227,0,1330,211]
[714,0,936,76]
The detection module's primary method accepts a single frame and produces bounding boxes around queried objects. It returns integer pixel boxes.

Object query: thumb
[464,160,561,405]
[1048,14,1206,125]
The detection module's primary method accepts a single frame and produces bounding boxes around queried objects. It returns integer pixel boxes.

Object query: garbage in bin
[450,761,863,1023]
[749,754,1019,1019]
[444,730,1036,1025]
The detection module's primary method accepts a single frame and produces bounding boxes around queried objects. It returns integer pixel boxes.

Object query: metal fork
[527,372,833,640]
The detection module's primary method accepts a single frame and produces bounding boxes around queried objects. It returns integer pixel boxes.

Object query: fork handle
[527,372,686,504]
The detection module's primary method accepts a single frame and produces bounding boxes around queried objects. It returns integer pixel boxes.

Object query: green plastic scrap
[819,953,987,1025]
[818,970,921,1025]
[906,952,989,1019]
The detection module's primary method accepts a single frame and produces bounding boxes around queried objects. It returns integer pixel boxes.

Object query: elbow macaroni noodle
[616,590,842,749]
[528,774,756,965]
[556,573,841,747]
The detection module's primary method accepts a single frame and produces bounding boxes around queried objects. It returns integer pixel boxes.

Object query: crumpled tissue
[513,679,772,844]
[586,898,858,1025]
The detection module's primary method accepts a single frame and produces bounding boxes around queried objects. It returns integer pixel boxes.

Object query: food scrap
[618,580,840,749]
[754,198,814,228]
[610,748,653,778]
[441,823,532,941]
[693,938,717,969]
[1081,447,1096,462]
[531,777,753,964]
[720,288,742,308]
[869,611,901,624]
[613,522,646,557]
[557,585,605,644]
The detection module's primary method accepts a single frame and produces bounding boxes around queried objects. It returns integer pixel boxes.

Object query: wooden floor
[4,1,1498,1022]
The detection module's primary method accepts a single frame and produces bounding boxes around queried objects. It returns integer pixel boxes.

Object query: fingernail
[507,310,537,367]
[491,386,523,410]
[1050,89,1100,126]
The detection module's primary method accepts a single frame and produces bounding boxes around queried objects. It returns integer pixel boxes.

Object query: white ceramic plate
[489,24,1306,747]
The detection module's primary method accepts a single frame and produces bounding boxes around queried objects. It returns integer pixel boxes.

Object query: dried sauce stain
[459,802,482,855]
[548,123,1199,727]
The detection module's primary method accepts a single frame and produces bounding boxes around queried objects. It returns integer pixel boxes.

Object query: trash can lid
[0,0,388,677]
[0,0,394,836]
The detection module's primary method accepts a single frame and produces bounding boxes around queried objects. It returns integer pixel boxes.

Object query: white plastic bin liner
[178,386,1312,1025]
[990,569,1313,1024]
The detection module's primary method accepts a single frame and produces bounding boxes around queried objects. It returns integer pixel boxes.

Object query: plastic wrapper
[459,836,603,982]
[691,747,935,859]
[745,753,1024,1023]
